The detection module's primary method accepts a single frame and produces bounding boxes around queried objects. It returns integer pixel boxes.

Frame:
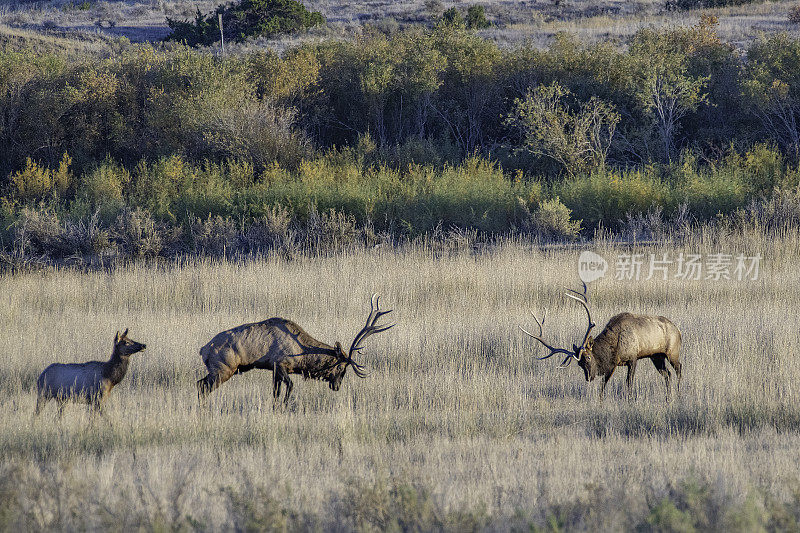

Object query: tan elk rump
[197,294,393,402]
[35,329,146,414]
[521,283,682,400]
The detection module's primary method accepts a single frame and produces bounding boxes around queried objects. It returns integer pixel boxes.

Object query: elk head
[519,282,597,381]
[114,328,147,358]
[326,294,394,391]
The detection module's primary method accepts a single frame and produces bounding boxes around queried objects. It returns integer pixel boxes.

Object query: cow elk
[197,294,394,403]
[35,329,146,415]
[520,283,682,400]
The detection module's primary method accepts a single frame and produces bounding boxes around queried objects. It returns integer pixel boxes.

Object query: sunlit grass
[0,229,799,528]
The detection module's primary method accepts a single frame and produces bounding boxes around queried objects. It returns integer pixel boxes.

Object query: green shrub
[646,499,698,532]
[557,168,672,228]
[165,8,220,47]
[790,5,800,25]
[666,0,762,9]
[526,197,582,241]
[79,157,129,207]
[9,153,72,202]
[466,5,490,30]
[440,7,465,28]
[166,0,325,46]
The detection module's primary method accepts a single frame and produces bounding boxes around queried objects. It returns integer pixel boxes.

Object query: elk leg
[197,374,220,399]
[33,396,45,416]
[626,360,638,398]
[283,375,293,404]
[197,365,236,400]
[652,355,672,400]
[272,369,282,400]
[600,370,614,401]
[670,358,682,392]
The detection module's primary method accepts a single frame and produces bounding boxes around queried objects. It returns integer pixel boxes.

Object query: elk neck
[102,346,131,385]
[589,335,617,371]
[297,346,342,379]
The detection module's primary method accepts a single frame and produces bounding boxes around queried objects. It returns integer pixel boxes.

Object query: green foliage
[9,153,72,201]
[790,5,800,25]
[646,499,698,532]
[666,0,761,9]
[440,7,465,28]
[508,82,619,175]
[466,5,491,30]
[340,477,488,532]
[527,197,582,240]
[744,33,800,156]
[165,8,220,47]
[221,0,325,42]
[626,26,710,161]
[166,0,325,46]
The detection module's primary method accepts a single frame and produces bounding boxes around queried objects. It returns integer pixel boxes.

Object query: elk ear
[114,331,120,343]
[335,341,343,353]
[586,336,594,349]
[122,328,129,338]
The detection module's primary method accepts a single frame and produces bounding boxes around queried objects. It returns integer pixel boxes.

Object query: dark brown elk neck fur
[276,319,345,380]
[589,315,628,373]
[101,347,131,386]
[293,349,344,380]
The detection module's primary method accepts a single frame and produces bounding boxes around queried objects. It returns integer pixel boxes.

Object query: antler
[520,282,598,368]
[564,281,595,348]
[344,293,394,377]
[519,310,576,367]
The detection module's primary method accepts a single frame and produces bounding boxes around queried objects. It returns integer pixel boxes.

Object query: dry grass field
[1,227,799,530]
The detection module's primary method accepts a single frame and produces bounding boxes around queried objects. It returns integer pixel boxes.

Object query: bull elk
[520,283,682,400]
[34,329,146,415]
[197,294,394,403]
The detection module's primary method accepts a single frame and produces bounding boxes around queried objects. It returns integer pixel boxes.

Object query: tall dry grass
[1,228,799,529]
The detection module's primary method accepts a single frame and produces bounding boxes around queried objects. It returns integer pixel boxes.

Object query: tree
[508,82,620,176]
[627,28,709,162]
[744,33,800,159]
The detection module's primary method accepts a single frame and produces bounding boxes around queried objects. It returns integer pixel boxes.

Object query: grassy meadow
[1,227,799,530]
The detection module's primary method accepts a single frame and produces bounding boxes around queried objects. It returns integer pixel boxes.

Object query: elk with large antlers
[197,294,393,403]
[520,283,682,400]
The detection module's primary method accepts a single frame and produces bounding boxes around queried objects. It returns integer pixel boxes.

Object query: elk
[520,283,682,400]
[35,329,146,415]
[197,294,393,403]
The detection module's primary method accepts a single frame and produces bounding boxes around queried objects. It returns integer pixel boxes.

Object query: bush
[666,0,762,9]
[111,208,164,258]
[9,153,72,202]
[790,5,800,25]
[440,7,464,28]
[166,0,325,46]
[79,157,129,209]
[557,168,673,229]
[524,196,582,241]
[466,5,490,30]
